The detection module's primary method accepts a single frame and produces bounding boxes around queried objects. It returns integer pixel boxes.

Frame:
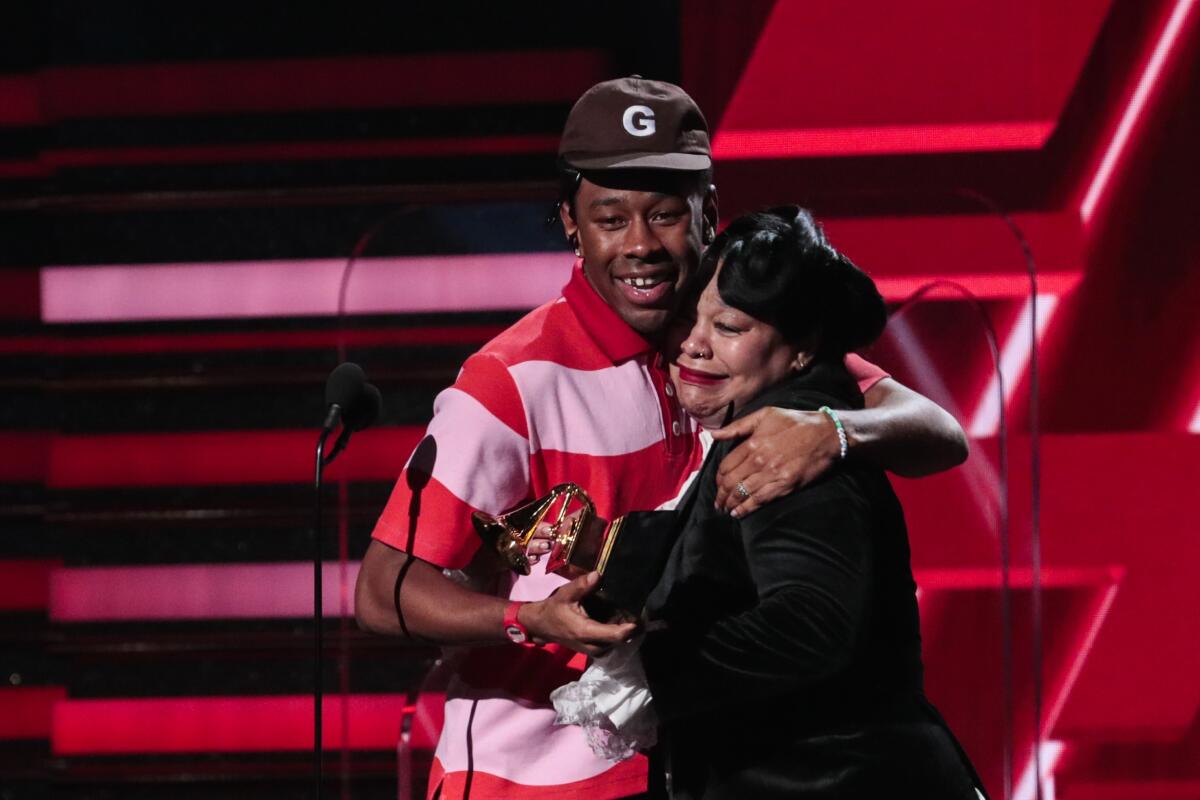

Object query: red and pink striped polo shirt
[371,262,886,799]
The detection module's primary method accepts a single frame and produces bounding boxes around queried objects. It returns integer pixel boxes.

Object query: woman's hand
[711,407,840,517]
[526,520,556,564]
[521,572,638,656]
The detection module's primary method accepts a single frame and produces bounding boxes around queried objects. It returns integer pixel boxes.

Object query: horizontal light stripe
[40,261,1078,325]
[0,76,41,126]
[873,272,1080,301]
[0,267,39,319]
[48,561,361,621]
[35,51,608,119]
[819,212,1082,288]
[0,324,508,356]
[0,687,65,739]
[52,694,410,754]
[0,432,50,482]
[1,134,558,175]
[40,212,1085,323]
[437,696,616,786]
[0,160,48,178]
[47,428,421,488]
[512,359,666,456]
[0,559,58,611]
[46,560,1118,623]
[41,253,573,323]
[913,565,1124,590]
[41,134,559,168]
[39,212,1089,326]
[713,121,1055,158]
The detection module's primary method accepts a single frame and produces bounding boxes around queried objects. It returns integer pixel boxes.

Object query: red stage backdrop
[1,2,1198,798]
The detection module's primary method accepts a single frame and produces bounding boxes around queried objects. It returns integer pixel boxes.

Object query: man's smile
[612,269,677,307]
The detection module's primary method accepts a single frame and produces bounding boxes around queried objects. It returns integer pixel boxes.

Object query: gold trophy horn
[471,483,599,576]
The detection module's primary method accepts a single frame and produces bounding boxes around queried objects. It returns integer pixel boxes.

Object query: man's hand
[520,572,637,656]
[712,407,840,518]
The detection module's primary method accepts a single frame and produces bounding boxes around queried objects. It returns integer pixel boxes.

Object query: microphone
[343,382,383,432]
[321,363,383,467]
[322,362,368,432]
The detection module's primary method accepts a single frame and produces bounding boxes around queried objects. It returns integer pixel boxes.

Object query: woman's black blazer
[635,360,984,800]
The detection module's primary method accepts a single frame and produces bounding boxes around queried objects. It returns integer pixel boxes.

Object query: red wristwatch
[503,600,531,645]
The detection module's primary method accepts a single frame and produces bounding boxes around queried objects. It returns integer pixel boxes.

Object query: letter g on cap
[622,105,656,137]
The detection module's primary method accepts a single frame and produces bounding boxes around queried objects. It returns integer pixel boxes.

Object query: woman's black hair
[702,205,887,359]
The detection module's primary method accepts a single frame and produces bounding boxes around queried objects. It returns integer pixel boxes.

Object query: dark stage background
[1,1,1198,798]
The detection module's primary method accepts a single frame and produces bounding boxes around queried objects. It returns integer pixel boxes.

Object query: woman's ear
[790,331,821,371]
[791,345,816,372]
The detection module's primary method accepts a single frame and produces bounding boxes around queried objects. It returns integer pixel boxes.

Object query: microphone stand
[314,425,334,800]
[314,413,360,800]
[312,371,379,800]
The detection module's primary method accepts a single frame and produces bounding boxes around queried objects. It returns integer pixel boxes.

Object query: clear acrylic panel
[862,206,1045,800]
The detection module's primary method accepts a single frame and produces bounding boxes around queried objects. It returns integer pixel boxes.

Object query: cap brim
[563,151,712,171]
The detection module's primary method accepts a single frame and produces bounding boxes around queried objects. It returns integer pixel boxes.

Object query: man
[356,77,967,799]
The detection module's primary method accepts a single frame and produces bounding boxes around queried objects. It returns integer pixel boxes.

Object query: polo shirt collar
[562,261,654,363]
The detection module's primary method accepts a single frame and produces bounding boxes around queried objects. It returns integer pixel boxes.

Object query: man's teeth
[621,276,667,288]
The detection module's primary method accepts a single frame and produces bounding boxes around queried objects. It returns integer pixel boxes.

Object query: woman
[599,206,983,798]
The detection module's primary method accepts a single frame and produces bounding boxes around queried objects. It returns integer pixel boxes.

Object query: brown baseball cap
[558,76,711,171]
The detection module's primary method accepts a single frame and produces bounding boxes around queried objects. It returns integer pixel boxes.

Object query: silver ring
[735,482,751,500]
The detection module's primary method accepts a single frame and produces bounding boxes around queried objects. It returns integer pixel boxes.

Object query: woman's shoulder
[738,361,864,419]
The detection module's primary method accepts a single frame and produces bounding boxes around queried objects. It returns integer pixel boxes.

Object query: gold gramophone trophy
[471,483,617,577]
[472,483,673,620]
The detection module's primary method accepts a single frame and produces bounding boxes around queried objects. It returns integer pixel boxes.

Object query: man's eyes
[592,210,684,227]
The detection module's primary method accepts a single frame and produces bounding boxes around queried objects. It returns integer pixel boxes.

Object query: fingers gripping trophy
[472,484,676,623]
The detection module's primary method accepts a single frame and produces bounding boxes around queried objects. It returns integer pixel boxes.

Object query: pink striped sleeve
[844,353,889,394]
[371,353,531,569]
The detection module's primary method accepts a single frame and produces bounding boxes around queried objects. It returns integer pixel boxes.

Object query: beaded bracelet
[818,406,849,460]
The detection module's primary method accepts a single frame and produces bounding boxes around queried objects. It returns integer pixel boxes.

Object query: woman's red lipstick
[678,365,727,386]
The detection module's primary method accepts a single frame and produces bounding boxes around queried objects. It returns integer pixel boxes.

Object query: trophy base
[571,510,679,622]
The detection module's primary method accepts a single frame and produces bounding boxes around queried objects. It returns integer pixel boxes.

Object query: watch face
[505,624,528,644]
